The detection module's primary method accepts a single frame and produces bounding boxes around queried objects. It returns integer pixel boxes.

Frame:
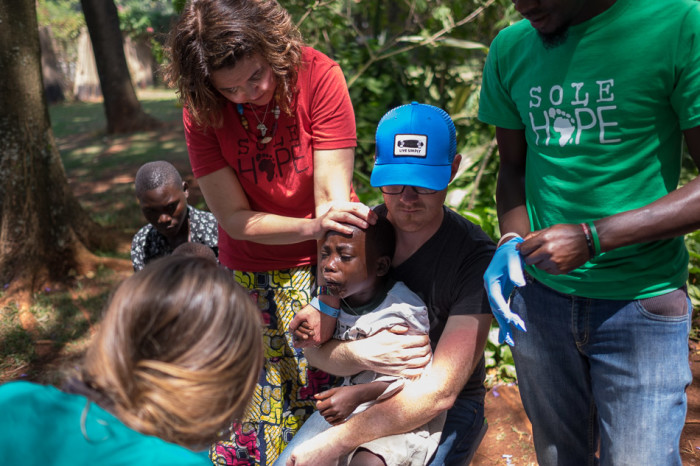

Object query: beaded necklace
[237,103,280,144]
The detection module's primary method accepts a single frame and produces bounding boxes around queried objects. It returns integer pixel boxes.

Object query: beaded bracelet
[580,223,595,259]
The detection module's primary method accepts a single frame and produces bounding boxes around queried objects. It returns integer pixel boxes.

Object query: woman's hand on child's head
[315,386,360,425]
[313,201,376,240]
[353,326,431,378]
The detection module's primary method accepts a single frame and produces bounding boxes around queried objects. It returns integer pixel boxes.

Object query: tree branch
[347,0,496,88]
[468,137,497,210]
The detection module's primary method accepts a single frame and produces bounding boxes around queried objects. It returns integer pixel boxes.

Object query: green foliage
[116,0,177,39]
[39,0,177,37]
[37,0,178,79]
[484,325,516,387]
[37,0,85,67]
[37,0,85,40]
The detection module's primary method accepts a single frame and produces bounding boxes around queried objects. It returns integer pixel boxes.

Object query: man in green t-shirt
[479,0,700,464]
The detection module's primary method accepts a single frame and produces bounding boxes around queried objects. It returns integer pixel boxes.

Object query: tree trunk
[0,0,112,294]
[79,0,159,133]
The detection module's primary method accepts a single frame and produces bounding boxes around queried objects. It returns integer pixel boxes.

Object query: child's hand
[289,304,337,348]
[314,386,362,425]
[293,321,314,343]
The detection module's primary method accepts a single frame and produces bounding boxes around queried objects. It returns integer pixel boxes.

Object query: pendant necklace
[237,102,280,144]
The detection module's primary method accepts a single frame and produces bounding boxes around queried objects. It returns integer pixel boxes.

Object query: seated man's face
[138,183,188,239]
[320,230,379,306]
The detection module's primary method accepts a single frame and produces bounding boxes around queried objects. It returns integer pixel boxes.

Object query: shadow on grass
[0,267,121,385]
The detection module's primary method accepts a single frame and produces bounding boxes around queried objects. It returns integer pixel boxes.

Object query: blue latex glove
[484,237,527,346]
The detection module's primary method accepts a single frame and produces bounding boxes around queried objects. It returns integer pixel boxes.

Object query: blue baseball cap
[371,102,457,191]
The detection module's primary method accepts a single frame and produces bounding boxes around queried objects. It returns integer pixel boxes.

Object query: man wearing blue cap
[286,102,495,465]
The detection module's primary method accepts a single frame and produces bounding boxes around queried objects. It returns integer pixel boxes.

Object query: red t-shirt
[185,47,357,271]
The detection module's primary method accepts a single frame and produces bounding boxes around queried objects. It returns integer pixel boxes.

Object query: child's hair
[77,255,262,449]
[172,241,218,263]
[134,161,183,199]
[134,160,182,198]
[164,0,304,128]
[134,160,182,199]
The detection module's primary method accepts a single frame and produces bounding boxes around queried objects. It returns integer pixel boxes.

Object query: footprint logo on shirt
[549,108,576,147]
[256,153,276,182]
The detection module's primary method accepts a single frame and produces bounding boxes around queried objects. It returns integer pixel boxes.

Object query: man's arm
[495,127,531,239]
[303,325,432,378]
[596,126,700,249]
[520,126,700,274]
[482,127,533,345]
[288,313,492,465]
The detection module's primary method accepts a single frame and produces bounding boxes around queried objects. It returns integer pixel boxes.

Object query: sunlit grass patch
[0,304,35,380]
[0,266,122,384]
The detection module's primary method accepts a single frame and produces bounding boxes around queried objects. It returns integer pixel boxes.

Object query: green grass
[49,88,183,139]
[0,305,36,376]
[50,88,188,175]
[0,266,118,384]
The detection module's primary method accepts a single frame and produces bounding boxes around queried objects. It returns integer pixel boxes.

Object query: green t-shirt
[0,381,211,465]
[479,0,700,299]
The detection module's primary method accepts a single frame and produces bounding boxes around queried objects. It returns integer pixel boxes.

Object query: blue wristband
[309,296,340,318]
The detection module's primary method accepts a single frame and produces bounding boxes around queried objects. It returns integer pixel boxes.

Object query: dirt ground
[472,340,700,465]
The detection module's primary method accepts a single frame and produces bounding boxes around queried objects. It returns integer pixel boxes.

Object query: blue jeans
[511,279,692,466]
[272,397,484,466]
[427,397,484,466]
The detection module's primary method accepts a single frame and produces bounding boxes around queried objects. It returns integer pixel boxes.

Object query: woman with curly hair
[164,0,373,464]
[0,255,263,465]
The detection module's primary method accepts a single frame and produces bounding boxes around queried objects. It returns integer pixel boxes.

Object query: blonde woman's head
[80,255,262,450]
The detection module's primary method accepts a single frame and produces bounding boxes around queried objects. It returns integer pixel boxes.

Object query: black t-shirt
[376,204,496,400]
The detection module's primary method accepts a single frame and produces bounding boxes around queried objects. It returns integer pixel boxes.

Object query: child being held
[280,217,445,466]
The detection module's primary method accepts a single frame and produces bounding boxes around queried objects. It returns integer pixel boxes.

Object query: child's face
[138,182,189,239]
[320,230,380,305]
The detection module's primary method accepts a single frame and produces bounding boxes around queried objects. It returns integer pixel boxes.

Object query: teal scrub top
[0,381,210,465]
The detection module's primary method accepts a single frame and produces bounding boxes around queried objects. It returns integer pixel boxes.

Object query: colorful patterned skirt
[210,266,336,465]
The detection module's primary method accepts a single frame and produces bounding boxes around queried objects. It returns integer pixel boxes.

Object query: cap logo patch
[394,134,427,157]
